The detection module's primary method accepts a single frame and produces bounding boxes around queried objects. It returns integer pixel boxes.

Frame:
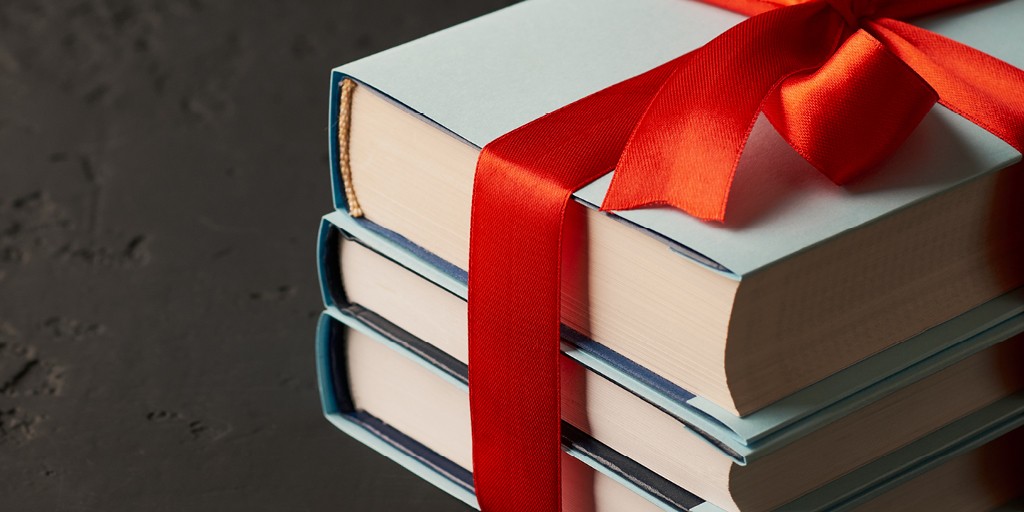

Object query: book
[319,211,1024,458]
[317,218,1024,510]
[315,310,1024,512]
[327,0,1024,416]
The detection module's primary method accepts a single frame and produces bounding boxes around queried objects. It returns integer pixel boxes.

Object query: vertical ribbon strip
[469,60,679,511]
[468,0,1024,510]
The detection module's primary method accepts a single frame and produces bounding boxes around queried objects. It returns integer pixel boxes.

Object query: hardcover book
[315,310,1024,511]
[326,0,1024,417]
[319,211,1024,455]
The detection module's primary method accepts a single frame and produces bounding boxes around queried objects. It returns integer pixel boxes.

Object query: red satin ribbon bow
[468,0,1024,510]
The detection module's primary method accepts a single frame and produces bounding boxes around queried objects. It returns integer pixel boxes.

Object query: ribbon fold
[468,1,1024,510]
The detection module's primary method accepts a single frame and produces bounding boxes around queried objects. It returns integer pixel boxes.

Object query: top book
[328,0,1024,415]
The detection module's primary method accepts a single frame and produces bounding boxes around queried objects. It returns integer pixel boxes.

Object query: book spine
[314,312,480,508]
[327,71,353,214]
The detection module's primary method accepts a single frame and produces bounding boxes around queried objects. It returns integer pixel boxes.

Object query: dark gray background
[0,1,514,510]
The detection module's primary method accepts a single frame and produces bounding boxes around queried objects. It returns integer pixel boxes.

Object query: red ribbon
[468,0,1024,510]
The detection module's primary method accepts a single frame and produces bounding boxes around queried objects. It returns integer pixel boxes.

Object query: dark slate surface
[0,1,515,509]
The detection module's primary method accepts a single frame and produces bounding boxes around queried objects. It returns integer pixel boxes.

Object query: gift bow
[468,1,1024,511]
[605,0,1024,220]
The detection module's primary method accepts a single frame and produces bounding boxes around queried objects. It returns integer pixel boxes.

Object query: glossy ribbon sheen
[468,0,1024,510]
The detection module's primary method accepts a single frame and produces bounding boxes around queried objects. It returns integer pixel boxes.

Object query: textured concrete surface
[0,1,514,510]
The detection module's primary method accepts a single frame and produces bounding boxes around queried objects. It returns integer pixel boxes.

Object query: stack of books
[314,0,1024,510]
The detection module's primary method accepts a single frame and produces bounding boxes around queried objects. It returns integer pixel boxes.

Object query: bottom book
[316,311,1024,511]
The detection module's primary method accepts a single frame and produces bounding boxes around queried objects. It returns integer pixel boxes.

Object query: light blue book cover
[315,309,1024,511]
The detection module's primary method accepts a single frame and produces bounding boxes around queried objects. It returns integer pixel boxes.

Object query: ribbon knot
[823,0,876,28]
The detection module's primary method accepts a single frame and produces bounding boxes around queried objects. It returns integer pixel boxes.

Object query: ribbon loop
[823,0,875,27]
[601,1,843,220]
[764,29,938,183]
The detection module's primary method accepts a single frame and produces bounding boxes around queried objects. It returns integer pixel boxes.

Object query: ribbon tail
[601,2,845,221]
[867,17,1024,153]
